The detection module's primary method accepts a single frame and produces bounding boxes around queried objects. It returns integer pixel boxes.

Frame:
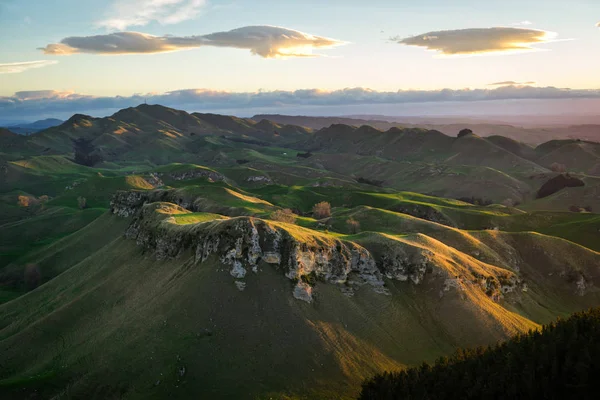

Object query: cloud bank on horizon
[396,27,557,55]
[488,81,537,86]
[40,26,346,58]
[0,60,58,74]
[98,0,207,30]
[3,86,600,119]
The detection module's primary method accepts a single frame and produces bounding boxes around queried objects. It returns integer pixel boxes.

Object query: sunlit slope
[2,198,599,399]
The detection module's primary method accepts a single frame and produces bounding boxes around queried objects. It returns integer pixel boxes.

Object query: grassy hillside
[1,106,599,399]
[1,185,599,398]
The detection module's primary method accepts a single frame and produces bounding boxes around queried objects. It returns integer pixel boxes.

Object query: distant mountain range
[1,104,598,211]
[253,114,600,145]
[2,118,64,135]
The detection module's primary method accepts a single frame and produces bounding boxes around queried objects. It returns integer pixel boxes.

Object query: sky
[0,0,599,121]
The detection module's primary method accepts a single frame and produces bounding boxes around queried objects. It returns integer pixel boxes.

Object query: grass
[0,206,104,270]
[172,212,228,225]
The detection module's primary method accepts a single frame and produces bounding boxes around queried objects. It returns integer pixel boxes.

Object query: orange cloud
[395,27,557,55]
[40,26,346,58]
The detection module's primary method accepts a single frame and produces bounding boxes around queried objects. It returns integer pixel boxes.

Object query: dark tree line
[537,173,585,199]
[297,151,313,159]
[359,307,600,400]
[73,138,103,166]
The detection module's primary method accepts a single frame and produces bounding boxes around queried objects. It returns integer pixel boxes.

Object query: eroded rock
[117,201,387,300]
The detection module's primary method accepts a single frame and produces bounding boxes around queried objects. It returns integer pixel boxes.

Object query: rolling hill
[253,114,600,144]
[1,105,599,399]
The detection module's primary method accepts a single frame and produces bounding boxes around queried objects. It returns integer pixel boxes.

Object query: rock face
[111,190,149,217]
[246,176,273,184]
[110,187,235,218]
[110,190,526,304]
[116,200,386,302]
[379,248,434,284]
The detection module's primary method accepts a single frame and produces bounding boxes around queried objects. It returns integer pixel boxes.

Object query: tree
[77,196,87,210]
[346,218,361,234]
[359,307,600,400]
[271,209,297,224]
[457,128,473,138]
[17,195,41,212]
[17,195,32,208]
[73,137,103,167]
[312,201,331,219]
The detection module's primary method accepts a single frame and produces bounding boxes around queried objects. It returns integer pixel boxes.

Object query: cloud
[98,0,207,30]
[0,60,58,74]
[395,27,557,55]
[488,81,536,86]
[512,21,533,26]
[40,26,346,58]
[596,22,600,28]
[4,86,600,119]
[12,90,77,100]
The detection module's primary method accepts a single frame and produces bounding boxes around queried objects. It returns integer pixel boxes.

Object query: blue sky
[0,0,599,119]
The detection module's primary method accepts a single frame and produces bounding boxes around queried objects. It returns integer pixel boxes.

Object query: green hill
[1,183,599,398]
[1,106,599,399]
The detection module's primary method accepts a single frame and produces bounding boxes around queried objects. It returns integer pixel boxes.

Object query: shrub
[77,196,87,210]
[271,208,297,224]
[312,202,331,219]
[584,206,593,212]
[569,205,583,213]
[346,218,361,234]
